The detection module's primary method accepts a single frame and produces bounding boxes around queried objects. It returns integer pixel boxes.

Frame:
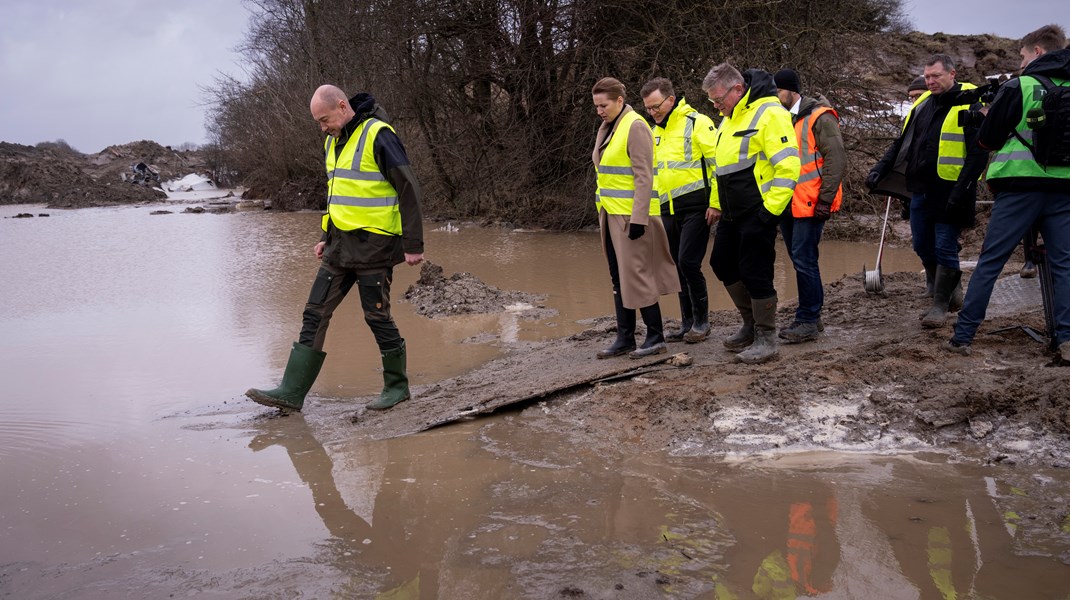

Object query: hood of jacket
[797,94,833,119]
[1023,48,1070,80]
[349,92,391,123]
[741,69,778,109]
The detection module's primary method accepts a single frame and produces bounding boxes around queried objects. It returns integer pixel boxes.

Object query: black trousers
[664,209,711,304]
[709,208,779,300]
[298,263,402,352]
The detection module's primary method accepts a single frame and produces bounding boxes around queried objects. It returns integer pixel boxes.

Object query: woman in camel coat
[591,77,680,359]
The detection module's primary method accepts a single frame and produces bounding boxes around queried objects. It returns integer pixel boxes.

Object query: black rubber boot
[246,342,326,411]
[918,263,936,298]
[921,266,962,328]
[665,293,693,343]
[684,294,710,343]
[736,296,779,364]
[723,282,754,351]
[597,290,636,359]
[367,341,411,410]
[630,302,667,358]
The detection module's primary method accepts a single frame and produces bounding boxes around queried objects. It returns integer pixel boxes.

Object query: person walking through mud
[591,77,680,359]
[701,63,800,364]
[866,54,989,328]
[773,68,846,343]
[246,85,425,412]
[947,24,1070,362]
[641,77,716,345]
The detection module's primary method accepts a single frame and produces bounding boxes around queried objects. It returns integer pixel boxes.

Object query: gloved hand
[865,170,882,191]
[628,223,646,240]
[946,189,970,213]
[813,202,832,221]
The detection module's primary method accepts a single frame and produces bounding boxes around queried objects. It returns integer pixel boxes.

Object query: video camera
[953,77,1004,128]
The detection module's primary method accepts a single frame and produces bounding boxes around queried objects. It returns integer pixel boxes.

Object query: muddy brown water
[2,202,1068,598]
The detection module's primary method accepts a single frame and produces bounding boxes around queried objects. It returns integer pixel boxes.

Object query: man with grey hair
[866,54,988,328]
[246,85,425,413]
[702,63,800,364]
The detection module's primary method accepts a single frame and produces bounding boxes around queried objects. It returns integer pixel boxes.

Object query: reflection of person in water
[248,417,427,596]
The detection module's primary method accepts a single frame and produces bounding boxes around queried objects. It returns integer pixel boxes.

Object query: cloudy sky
[0,0,1062,153]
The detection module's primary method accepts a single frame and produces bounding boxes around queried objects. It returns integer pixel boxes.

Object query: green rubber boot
[246,342,326,411]
[366,341,411,411]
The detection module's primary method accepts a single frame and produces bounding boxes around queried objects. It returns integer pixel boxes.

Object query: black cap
[773,69,801,93]
[908,76,927,92]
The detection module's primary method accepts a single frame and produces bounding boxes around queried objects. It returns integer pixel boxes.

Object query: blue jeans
[953,189,1070,346]
[779,213,826,322]
[910,193,961,269]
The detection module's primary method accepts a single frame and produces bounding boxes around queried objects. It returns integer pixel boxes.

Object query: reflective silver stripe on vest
[1018,129,1035,143]
[938,156,965,166]
[328,169,387,181]
[665,160,703,169]
[704,157,716,170]
[737,103,775,162]
[670,180,707,197]
[683,113,695,161]
[598,165,634,175]
[330,195,399,207]
[600,189,635,198]
[991,150,1037,163]
[760,178,798,194]
[797,169,822,184]
[940,132,965,142]
[799,114,815,159]
[768,146,796,166]
[716,156,758,176]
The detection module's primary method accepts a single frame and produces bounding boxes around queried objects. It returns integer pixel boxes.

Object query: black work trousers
[298,262,402,353]
[663,209,711,306]
[709,208,779,300]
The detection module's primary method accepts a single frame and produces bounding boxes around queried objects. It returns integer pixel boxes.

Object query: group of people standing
[244,23,1069,415]
[591,62,845,366]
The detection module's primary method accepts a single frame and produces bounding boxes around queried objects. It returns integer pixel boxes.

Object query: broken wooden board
[342,331,684,439]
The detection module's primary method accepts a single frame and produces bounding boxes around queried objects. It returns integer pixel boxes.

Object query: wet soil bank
[296,268,1070,563]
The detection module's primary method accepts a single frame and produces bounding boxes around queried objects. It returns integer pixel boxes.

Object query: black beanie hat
[908,76,927,92]
[773,69,801,93]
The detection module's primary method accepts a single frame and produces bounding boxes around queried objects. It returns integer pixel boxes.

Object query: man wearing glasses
[701,64,801,364]
[641,77,718,344]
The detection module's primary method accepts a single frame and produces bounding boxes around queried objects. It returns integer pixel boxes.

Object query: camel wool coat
[593,105,680,309]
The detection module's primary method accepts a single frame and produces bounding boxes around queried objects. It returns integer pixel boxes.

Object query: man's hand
[945,190,970,213]
[705,207,721,226]
[813,202,832,222]
[864,170,882,191]
[404,253,424,266]
[314,241,326,259]
[627,223,646,240]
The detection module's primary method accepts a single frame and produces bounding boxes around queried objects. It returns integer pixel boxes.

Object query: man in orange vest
[773,69,845,342]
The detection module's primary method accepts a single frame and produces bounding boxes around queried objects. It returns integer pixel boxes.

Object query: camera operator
[866,54,989,327]
[947,24,1070,362]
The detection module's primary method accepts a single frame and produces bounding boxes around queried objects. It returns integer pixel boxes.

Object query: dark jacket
[870,82,988,226]
[321,93,424,270]
[979,48,1070,193]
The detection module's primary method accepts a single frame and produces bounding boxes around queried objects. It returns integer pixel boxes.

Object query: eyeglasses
[707,86,737,107]
[644,96,672,113]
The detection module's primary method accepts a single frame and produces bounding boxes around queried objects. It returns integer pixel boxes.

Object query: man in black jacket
[247,85,425,412]
[866,54,989,328]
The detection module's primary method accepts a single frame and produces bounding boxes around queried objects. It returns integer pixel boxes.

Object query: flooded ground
[2,202,1069,598]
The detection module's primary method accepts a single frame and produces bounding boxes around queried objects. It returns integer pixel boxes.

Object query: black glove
[813,202,832,222]
[627,223,646,240]
[865,170,882,191]
[946,189,970,213]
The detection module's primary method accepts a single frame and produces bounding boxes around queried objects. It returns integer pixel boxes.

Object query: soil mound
[0,140,215,207]
[403,261,555,319]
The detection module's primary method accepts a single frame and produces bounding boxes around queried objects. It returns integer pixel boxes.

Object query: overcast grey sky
[0,0,1063,153]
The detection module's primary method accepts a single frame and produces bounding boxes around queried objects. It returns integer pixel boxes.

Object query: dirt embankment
[0,140,213,207]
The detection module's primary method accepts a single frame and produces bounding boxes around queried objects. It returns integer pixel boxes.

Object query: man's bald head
[310,85,354,138]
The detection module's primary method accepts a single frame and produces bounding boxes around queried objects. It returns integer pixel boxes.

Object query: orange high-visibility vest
[791,106,843,218]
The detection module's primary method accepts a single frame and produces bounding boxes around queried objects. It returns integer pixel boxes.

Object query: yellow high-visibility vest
[596,110,658,216]
[320,118,401,235]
